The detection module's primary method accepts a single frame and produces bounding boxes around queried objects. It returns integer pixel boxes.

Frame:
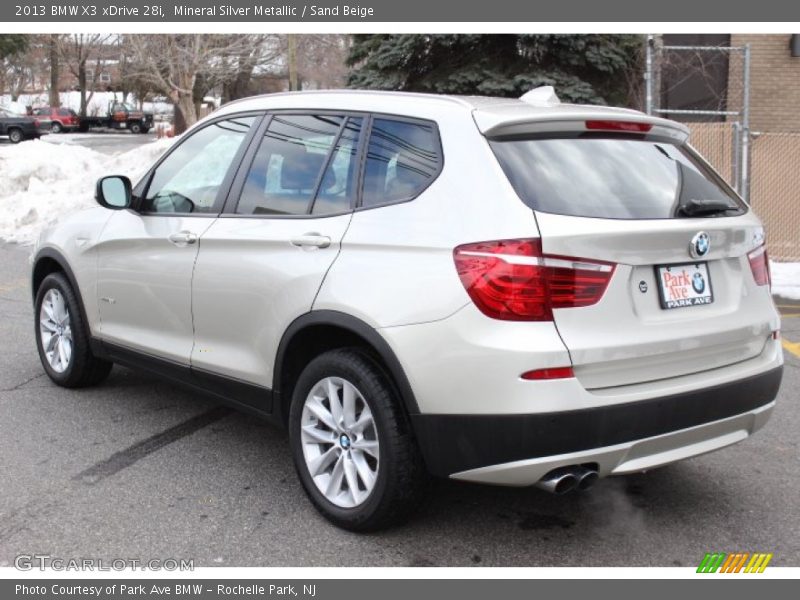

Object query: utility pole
[288,34,298,91]
[645,34,653,115]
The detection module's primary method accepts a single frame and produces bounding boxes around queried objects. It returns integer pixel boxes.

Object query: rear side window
[236,114,354,216]
[489,137,746,220]
[362,118,441,207]
[57,108,71,116]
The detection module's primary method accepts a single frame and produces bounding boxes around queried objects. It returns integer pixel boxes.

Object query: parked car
[31,89,783,531]
[33,106,81,133]
[79,101,153,134]
[0,108,50,143]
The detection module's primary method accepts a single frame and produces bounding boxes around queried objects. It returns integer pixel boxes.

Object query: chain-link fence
[646,38,751,199]
[750,132,800,261]
[687,126,800,261]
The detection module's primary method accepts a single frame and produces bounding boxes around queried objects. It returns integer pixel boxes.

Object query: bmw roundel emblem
[689,232,710,259]
[692,272,706,294]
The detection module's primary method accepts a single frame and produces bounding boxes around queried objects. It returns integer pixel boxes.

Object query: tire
[129,122,142,134]
[34,272,112,388]
[8,128,23,143]
[289,348,427,531]
[51,121,63,134]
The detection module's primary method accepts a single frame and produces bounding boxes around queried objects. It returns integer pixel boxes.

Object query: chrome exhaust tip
[534,468,579,495]
[574,466,599,491]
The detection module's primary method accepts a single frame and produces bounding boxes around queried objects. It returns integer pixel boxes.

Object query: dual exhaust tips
[535,465,599,495]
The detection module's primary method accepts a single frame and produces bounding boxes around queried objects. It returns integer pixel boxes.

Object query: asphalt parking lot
[1,130,158,153]
[0,240,798,568]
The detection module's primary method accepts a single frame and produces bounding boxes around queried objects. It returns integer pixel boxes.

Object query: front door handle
[168,231,198,246]
[290,233,331,249]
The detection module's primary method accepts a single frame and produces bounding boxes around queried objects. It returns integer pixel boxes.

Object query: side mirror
[96,175,132,209]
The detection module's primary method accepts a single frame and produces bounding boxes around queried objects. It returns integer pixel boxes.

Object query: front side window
[236,114,359,216]
[362,118,441,207]
[141,116,255,214]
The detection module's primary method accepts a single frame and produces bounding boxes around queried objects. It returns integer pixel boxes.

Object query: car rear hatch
[475,102,778,390]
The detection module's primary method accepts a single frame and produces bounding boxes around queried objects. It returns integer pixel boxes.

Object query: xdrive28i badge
[689,231,711,259]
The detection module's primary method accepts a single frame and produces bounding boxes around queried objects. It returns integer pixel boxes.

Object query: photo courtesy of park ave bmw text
[0,0,799,595]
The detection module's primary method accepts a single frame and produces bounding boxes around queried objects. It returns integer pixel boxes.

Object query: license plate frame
[654,262,714,310]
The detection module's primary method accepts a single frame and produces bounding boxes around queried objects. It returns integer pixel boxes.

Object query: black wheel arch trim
[31,247,92,337]
[273,310,421,422]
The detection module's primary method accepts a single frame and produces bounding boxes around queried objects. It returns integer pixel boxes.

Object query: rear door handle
[168,231,198,246]
[290,233,331,249]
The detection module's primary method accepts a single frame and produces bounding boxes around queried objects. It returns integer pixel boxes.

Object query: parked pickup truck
[0,108,51,143]
[79,101,153,134]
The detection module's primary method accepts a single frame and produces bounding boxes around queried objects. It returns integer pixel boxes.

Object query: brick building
[730,34,800,132]
[660,33,800,133]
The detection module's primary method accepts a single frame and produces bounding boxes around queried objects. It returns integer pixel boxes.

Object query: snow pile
[0,91,174,117]
[770,261,800,300]
[0,137,174,244]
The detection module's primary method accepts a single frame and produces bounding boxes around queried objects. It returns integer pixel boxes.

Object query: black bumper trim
[412,366,782,477]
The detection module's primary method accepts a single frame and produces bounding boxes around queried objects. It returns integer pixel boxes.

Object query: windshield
[489,136,746,220]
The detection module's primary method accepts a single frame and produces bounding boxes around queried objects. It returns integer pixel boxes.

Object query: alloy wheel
[300,376,380,508]
[39,288,73,373]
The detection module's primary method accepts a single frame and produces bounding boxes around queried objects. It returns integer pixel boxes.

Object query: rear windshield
[489,136,746,219]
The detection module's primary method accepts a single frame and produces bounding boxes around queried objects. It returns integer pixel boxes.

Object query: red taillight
[521,367,575,380]
[585,120,653,133]
[33,119,40,128]
[748,245,771,287]
[453,239,615,321]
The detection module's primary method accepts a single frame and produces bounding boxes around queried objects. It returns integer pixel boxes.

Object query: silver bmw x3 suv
[31,88,783,530]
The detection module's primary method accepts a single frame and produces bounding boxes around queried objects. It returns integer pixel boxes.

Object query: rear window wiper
[676,198,740,217]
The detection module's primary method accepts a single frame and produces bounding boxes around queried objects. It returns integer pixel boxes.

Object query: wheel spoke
[44,332,58,354]
[341,381,357,429]
[343,454,361,505]
[57,338,68,369]
[351,439,379,459]
[325,454,345,497]
[351,450,376,491]
[302,424,336,445]
[40,319,57,333]
[351,406,374,434]
[305,396,338,431]
[42,302,56,322]
[61,337,72,366]
[327,379,343,426]
[308,445,339,477]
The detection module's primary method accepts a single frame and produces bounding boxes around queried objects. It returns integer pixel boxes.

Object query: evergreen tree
[0,34,28,60]
[347,34,641,106]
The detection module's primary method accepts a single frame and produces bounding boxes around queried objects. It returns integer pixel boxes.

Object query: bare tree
[124,34,281,133]
[58,34,113,116]
[0,35,34,105]
[294,35,350,90]
[221,35,285,103]
[48,34,61,107]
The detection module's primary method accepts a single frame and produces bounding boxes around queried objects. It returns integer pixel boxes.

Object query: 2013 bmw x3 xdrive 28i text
[31,88,783,530]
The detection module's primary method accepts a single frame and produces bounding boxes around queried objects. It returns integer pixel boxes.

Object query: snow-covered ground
[771,261,800,300]
[0,137,173,244]
[0,91,173,117]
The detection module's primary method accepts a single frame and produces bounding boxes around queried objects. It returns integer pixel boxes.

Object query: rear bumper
[412,366,782,481]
